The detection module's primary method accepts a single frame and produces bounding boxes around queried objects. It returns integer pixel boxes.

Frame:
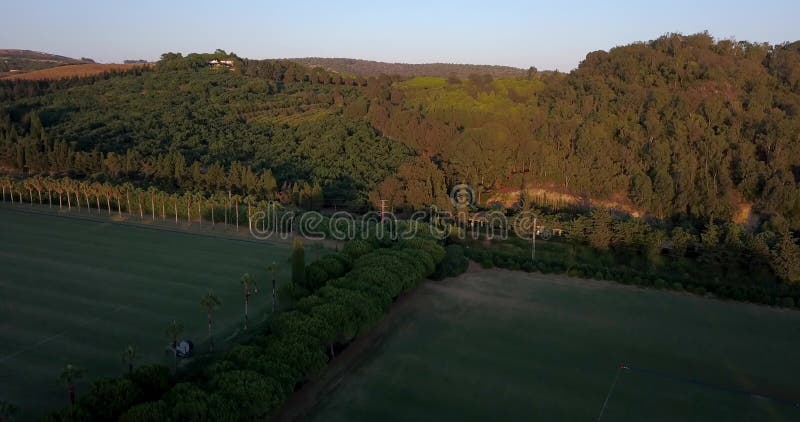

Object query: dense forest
[292,57,529,79]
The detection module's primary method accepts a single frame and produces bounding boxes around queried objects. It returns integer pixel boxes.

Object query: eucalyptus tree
[44,177,54,207]
[233,194,242,231]
[1,176,13,202]
[80,181,92,214]
[240,273,258,330]
[199,292,222,351]
[91,182,103,214]
[58,364,85,405]
[147,186,157,221]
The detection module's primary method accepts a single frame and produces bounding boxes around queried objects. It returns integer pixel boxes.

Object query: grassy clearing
[0,206,302,418]
[310,269,800,421]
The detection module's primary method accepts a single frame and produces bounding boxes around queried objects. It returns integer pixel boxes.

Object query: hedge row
[465,248,800,309]
[45,238,446,421]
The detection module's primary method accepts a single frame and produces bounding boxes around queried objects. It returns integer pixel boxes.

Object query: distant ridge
[0,49,89,74]
[291,57,528,79]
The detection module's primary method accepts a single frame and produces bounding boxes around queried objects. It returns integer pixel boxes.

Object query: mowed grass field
[0,206,295,417]
[311,269,800,421]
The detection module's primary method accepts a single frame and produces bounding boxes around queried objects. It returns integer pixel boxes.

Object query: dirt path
[272,285,425,421]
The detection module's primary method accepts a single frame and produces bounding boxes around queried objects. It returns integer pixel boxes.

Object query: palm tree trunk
[198,200,202,226]
[139,199,143,220]
[106,197,111,215]
[208,313,213,352]
[96,196,100,215]
[150,193,155,221]
[174,198,178,224]
[66,192,71,210]
[244,295,249,330]
[235,200,239,231]
[186,198,191,224]
[38,190,42,204]
[58,192,62,208]
[126,192,131,216]
[211,205,215,226]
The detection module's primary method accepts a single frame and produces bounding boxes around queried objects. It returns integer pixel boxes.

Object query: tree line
[42,233,447,421]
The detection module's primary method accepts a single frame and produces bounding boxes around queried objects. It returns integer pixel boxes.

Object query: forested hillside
[1,33,800,230]
[292,57,528,78]
[0,51,413,206]
[363,33,800,230]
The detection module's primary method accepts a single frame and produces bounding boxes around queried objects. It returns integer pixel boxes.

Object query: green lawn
[311,269,800,421]
[0,206,303,418]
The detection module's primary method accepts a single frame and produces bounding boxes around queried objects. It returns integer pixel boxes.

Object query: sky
[3,0,799,71]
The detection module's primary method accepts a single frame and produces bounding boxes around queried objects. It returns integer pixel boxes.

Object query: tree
[240,274,258,330]
[200,292,222,351]
[58,364,85,405]
[292,238,306,286]
[164,320,183,372]
[122,345,139,375]
[267,261,279,312]
[771,232,800,283]
[0,400,19,422]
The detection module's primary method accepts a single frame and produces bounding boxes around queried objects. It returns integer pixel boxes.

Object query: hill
[291,57,528,78]
[0,49,88,74]
[0,63,148,80]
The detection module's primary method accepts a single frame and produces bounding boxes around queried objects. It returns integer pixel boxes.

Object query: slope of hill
[0,63,148,80]
[0,49,88,73]
[291,57,528,78]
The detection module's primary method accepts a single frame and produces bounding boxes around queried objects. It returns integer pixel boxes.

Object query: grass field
[310,269,800,421]
[0,206,300,418]
[0,63,147,80]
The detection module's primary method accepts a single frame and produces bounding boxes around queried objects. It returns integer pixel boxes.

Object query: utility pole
[531,217,537,261]
[380,199,387,222]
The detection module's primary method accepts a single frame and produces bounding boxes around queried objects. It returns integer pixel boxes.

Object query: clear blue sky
[3,0,799,70]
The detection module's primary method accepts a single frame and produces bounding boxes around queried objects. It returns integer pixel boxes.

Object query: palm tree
[122,345,138,375]
[199,292,222,351]
[267,261,278,312]
[240,273,258,330]
[164,320,183,372]
[58,364,85,405]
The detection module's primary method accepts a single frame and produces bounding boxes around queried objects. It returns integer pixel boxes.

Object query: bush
[781,297,796,308]
[432,245,469,280]
[129,364,171,402]
[342,240,373,260]
[654,279,667,289]
[119,401,167,422]
[672,282,684,291]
